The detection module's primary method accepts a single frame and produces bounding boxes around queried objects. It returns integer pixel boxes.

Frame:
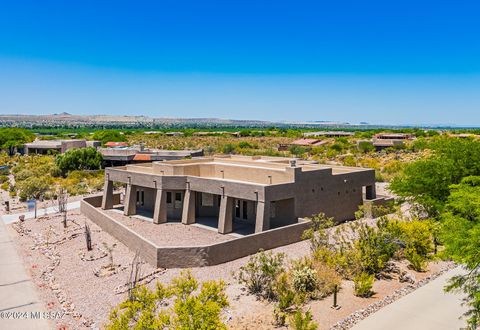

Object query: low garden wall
[81,195,311,268]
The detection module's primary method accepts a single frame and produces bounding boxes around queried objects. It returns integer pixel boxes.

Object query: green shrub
[273,272,296,326]
[289,309,318,330]
[353,272,374,297]
[1,182,8,191]
[106,271,229,330]
[292,265,317,294]
[237,250,285,300]
[0,175,8,184]
[399,220,434,271]
[222,143,235,154]
[312,261,342,298]
[353,220,399,275]
[404,246,427,272]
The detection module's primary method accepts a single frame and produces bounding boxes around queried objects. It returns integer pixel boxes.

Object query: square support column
[218,196,233,234]
[181,190,196,225]
[255,201,270,233]
[366,185,376,200]
[153,189,167,224]
[101,179,114,210]
[124,184,137,216]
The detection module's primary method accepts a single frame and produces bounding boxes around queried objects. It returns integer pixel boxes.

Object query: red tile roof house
[104,141,129,148]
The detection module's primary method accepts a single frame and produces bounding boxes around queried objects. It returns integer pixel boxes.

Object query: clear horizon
[1,1,480,126]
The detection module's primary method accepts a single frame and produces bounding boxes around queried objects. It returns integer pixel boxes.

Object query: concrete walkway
[0,216,52,329]
[2,201,81,224]
[352,267,467,330]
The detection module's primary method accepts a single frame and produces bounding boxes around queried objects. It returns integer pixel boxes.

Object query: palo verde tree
[92,130,127,145]
[0,128,34,156]
[441,176,480,328]
[390,137,480,217]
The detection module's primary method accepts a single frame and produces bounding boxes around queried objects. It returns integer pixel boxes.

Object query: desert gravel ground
[106,209,235,246]
[7,208,451,329]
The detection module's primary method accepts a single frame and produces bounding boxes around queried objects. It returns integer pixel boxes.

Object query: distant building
[368,133,413,151]
[99,147,204,166]
[371,139,405,151]
[303,131,354,138]
[193,131,240,137]
[373,133,413,140]
[25,139,88,155]
[104,141,129,148]
[165,132,184,137]
[278,138,328,151]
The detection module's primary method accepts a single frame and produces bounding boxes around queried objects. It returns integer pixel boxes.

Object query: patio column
[181,190,196,225]
[255,201,270,233]
[153,189,167,224]
[101,179,114,210]
[366,185,376,200]
[218,195,233,234]
[124,183,137,216]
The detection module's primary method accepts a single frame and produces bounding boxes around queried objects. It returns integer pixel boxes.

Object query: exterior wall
[265,167,375,223]
[60,140,87,152]
[81,195,311,268]
[270,198,296,227]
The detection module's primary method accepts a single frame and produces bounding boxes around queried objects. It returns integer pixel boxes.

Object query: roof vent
[289,159,297,167]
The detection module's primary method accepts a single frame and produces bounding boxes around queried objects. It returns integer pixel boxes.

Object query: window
[174,192,182,209]
[270,201,276,218]
[235,200,241,217]
[166,192,172,204]
[242,201,248,219]
[201,193,214,207]
[136,190,144,206]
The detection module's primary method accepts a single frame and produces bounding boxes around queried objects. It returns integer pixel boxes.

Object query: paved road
[2,201,81,224]
[0,215,52,330]
[352,267,467,330]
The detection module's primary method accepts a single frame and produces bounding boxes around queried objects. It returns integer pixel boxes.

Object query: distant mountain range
[0,113,477,129]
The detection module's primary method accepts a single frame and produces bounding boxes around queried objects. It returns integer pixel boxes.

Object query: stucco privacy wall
[81,195,311,268]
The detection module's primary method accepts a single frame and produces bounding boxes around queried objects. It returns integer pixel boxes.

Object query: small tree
[102,242,115,270]
[237,250,286,300]
[57,187,68,228]
[127,252,142,301]
[84,223,92,251]
[55,147,103,176]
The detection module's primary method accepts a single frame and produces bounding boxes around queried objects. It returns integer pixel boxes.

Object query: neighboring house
[24,139,88,155]
[373,133,413,140]
[303,131,354,138]
[104,141,129,148]
[98,155,381,235]
[165,132,184,137]
[369,133,414,151]
[99,147,204,166]
[278,138,328,151]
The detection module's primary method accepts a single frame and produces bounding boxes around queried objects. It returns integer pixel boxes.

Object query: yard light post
[331,285,340,310]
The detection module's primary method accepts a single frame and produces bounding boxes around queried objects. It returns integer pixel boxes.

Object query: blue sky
[0,1,479,125]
